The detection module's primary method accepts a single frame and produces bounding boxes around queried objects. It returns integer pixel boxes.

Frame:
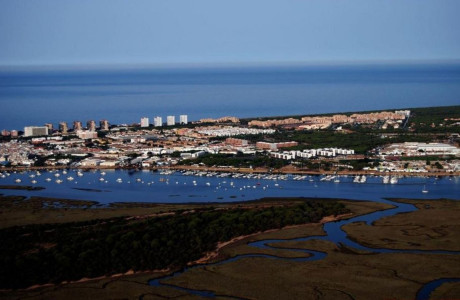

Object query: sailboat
[422,185,429,193]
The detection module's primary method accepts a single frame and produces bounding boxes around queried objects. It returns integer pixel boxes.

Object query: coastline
[2,164,459,177]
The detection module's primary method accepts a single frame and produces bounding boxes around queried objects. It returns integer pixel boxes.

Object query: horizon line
[1,58,460,72]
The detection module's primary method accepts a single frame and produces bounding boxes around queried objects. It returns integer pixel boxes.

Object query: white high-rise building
[140,117,149,128]
[180,115,188,125]
[167,115,175,126]
[154,116,163,127]
[24,126,49,137]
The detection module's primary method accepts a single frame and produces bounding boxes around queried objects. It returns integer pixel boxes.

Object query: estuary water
[1,63,460,130]
[0,169,459,204]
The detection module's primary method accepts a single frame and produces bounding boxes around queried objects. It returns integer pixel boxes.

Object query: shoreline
[2,165,459,177]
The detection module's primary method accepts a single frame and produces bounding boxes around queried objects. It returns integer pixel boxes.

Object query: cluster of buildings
[271,148,355,160]
[379,142,460,157]
[249,110,410,130]
[199,116,240,124]
[1,130,19,138]
[140,115,188,128]
[2,110,460,175]
[377,159,460,173]
[21,119,110,138]
[4,115,192,138]
[197,126,275,137]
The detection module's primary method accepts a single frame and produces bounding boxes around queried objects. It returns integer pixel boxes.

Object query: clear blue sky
[0,0,459,67]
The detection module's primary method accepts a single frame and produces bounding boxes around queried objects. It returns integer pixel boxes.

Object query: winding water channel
[149,197,460,299]
[1,170,459,298]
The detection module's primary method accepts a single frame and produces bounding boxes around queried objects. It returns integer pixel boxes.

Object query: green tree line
[0,200,348,289]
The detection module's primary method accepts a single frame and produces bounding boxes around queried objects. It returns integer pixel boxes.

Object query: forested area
[0,200,348,289]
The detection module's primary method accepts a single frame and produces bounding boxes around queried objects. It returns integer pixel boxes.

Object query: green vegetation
[229,130,436,154]
[343,198,460,251]
[0,199,348,289]
[232,106,460,155]
[409,105,460,133]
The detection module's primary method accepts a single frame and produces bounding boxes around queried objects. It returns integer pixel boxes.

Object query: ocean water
[1,63,460,130]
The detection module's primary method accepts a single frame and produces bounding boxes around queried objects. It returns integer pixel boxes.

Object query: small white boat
[31,180,37,184]
[390,177,398,184]
[116,178,123,183]
[99,178,105,181]
[101,171,106,176]
[382,176,390,184]
[422,185,429,193]
[45,178,52,182]
[77,172,84,177]
[54,173,60,177]
[15,179,22,183]
[334,179,340,183]
[67,176,74,181]
[206,182,211,186]
[136,178,142,182]
[55,179,63,184]
[29,174,36,178]
[62,170,68,175]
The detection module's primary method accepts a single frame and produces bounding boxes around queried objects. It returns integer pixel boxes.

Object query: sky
[0,0,459,67]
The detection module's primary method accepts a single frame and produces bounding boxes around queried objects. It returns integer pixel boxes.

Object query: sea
[1,63,460,131]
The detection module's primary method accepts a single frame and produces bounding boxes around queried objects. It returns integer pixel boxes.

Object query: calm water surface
[1,64,460,130]
[1,169,458,203]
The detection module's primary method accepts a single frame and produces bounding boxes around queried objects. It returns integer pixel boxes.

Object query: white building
[24,126,48,137]
[395,110,411,117]
[140,117,149,128]
[271,148,355,160]
[382,142,460,157]
[154,116,163,127]
[180,115,188,125]
[77,130,98,140]
[167,115,175,126]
